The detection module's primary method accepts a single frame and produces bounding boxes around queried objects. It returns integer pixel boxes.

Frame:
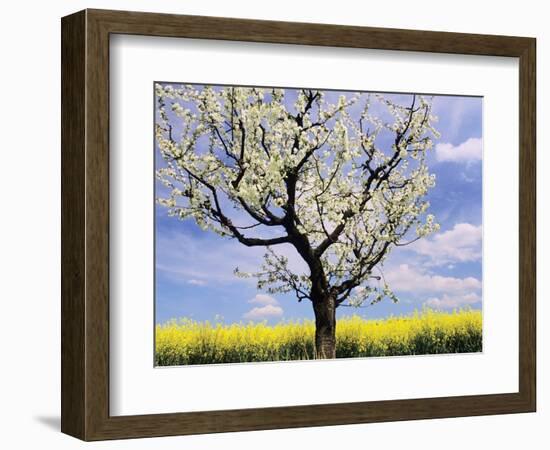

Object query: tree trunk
[313,294,337,359]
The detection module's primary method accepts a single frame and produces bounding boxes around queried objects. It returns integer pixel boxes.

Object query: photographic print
[154,83,482,366]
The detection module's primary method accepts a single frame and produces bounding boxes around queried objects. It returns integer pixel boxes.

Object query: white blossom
[155,85,440,307]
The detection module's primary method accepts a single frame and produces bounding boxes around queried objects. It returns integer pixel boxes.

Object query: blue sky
[155,85,482,325]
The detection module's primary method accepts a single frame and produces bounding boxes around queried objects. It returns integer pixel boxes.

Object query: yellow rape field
[155,308,482,366]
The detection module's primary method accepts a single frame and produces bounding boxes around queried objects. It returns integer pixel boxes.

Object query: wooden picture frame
[61,8,536,441]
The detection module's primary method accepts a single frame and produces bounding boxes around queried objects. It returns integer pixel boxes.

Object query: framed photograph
[61,9,536,441]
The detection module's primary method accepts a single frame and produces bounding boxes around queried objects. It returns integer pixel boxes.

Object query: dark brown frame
[61,8,536,441]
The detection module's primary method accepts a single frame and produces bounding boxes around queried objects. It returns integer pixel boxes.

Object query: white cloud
[425,293,481,309]
[432,95,481,143]
[248,294,278,306]
[244,294,283,320]
[436,137,482,163]
[187,279,206,286]
[410,223,482,265]
[243,304,284,320]
[385,264,481,294]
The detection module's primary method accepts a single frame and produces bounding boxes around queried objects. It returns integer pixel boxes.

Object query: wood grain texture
[61,8,537,441]
[61,10,86,439]
[518,38,536,409]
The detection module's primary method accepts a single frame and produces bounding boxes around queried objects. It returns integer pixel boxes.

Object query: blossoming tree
[155,84,440,359]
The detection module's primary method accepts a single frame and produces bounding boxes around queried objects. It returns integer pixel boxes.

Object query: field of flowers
[155,308,482,366]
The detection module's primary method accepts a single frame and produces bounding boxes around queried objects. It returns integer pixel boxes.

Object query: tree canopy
[155,84,440,310]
